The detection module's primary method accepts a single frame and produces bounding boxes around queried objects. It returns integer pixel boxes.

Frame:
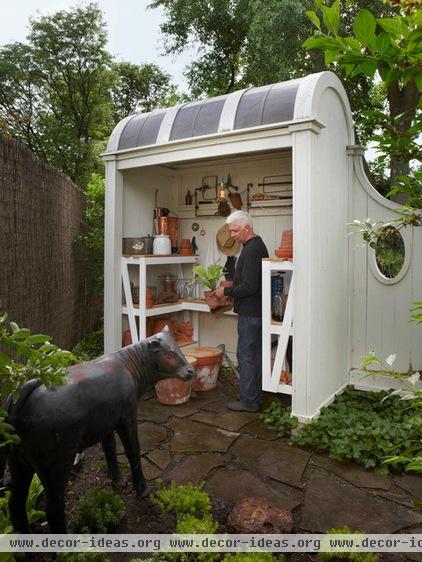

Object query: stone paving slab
[191,411,259,431]
[241,419,281,441]
[137,399,175,423]
[160,400,202,418]
[395,474,422,499]
[117,422,168,455]
[301,472,422,533]
[232,434,311,488]
[142,457,162,481]
[205,467,301,512]
[146,448,173,471]
[168,418,239,453]
[313,454,391,490]
[166,453,231,485]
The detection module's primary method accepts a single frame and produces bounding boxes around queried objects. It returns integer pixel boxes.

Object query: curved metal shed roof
[106,72,354,154]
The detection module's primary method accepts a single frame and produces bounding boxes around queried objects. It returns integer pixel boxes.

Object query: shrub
[175,514,218,534]
[69,488,125,533]
[72,322,104,361]
[293,386,420,474]
[151,482,211,517]
[261,402,298,437]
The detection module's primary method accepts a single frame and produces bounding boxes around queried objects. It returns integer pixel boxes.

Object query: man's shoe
[227,400,260,413]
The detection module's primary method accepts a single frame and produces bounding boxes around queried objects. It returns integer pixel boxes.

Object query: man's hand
[215,286,225,299]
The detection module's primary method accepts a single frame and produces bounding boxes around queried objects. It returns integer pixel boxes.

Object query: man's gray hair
[226,210,253,229]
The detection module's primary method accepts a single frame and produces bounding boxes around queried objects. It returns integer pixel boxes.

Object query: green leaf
[24,334,51,345]
[321,1,340,35]
[303,35,340,51]
[325,49,337,65]
[376,32,392,56]
[9,322,19,334]
[353,9,376,50]
[0,352,11,365]
[415,73,422,92]
[12,328,31,339]
[377,17,405,37]
[306,10,321,30]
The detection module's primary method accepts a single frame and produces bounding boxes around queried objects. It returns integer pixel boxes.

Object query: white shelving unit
[122,254,200,343]
[262,258,294,395]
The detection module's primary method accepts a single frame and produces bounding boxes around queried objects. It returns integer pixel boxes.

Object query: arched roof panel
[106,72,354,154]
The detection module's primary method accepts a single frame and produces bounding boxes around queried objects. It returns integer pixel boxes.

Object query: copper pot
[158,216,179,252]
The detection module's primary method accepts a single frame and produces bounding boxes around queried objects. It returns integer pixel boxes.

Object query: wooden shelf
[122,254,198,265]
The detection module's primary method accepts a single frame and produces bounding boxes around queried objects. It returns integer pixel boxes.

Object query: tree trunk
[387,78,419,195]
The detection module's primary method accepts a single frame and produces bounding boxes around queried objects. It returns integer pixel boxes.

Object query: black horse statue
[1,327,194,533]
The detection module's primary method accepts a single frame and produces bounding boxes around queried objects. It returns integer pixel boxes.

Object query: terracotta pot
[218,280,234,306]
[146,287,154,308]
[173,321,194,344]
[155,357,197,405]
[203,290,222,310]
[122,330,132,347]
[180,239,192,249]
[276,228,293,259]
[275,248,293,259]
[280,229,293,248]
[184,347,223,391]
[153,318,175,337]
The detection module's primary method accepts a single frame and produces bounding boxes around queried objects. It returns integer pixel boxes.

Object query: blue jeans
[236,316,263,409]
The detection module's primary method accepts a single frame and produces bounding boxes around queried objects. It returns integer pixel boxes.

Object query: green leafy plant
[0,491,13,535]
[0,312,75,446]
[26,474,45,525]
[261,402,299,437]
[191,265,226,292]
[0,474,45,544]
[175,513,218,534]
[69,488,126,533]
[293,386,420,474]
[74,173,106,296]
[150,482,211,517]
[360,351,422,472]
[318,526,379,561]
[72,322,104,361]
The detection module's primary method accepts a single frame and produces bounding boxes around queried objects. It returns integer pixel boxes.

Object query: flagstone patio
[109,373,422,560]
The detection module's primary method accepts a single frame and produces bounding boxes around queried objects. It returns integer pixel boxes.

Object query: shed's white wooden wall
[292,85,350,420]
[349,153,422,376]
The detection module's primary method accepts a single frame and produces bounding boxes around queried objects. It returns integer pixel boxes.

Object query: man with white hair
[215,210,268,412]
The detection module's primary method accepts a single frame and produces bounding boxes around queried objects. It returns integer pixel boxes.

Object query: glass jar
[158,273,178,303]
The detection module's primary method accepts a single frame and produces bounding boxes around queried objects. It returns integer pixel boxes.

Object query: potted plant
[191,264,226,309]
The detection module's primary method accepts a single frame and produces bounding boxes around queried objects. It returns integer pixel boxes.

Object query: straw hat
[216,223,241,256]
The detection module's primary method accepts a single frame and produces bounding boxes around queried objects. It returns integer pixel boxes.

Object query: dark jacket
[224,235,269,317]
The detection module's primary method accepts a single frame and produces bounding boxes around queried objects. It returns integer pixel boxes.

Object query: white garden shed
[103,70,422,422]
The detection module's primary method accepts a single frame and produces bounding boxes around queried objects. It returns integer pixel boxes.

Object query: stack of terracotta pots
[275,229,293,259]
[184,347,223,391]
[179,239,193,255]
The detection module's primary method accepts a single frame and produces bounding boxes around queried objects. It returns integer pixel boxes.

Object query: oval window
[374,226,405,279]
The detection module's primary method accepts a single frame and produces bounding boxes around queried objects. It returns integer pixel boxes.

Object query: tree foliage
[303,0,422,187]
[111,62,172,122]
[150,0,398,142]
[0,3,114,187]
[0,3,174,187]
